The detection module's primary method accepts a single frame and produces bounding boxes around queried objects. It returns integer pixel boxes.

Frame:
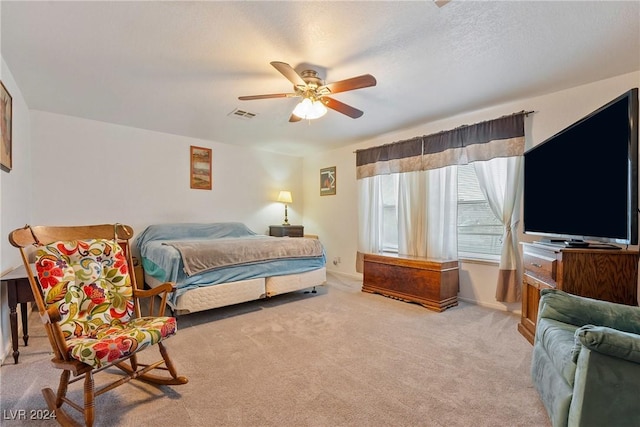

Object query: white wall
[0,59,34,363]
[0,107,304,363]
[303,71,640,311]
[29,111,305,242]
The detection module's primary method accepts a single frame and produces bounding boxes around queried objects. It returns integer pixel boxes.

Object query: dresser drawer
[523,246,557,287]
[269,225,304,237]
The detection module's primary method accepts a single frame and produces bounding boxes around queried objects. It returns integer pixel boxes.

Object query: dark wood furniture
[269,225,304,237]
[362,253,459,312]
[518,242,639,344]
[1,264,35,364]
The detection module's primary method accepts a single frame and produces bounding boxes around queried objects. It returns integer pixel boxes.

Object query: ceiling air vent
[229,108,258,120]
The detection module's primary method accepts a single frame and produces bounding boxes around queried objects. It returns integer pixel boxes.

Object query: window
[381,174,399,252]
[378,164,504,260]
[457,164,503,260]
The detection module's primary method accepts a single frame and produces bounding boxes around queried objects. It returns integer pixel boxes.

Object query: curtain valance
[355,137,422,179]
[356,112,527,179]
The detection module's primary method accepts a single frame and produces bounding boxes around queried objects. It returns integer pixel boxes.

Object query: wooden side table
[269,225,304,237]
[1,264,36,364]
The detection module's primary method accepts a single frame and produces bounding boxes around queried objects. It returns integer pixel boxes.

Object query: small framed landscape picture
[320,166,336,196]
[190,145,212,190]
[1,81,13,172]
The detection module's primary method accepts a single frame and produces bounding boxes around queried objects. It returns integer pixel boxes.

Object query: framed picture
[1,81,13,172]
[320,166,336,196]
[190,145,212,190]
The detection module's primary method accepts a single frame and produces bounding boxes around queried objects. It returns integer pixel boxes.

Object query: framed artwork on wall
[190,145,212,190]
[320,166,336,196]
[1,81,13,172]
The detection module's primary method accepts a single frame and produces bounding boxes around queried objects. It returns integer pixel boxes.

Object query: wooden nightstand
[269,225,304,237]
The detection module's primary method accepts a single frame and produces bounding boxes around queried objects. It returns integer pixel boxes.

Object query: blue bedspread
[136,223,326,303]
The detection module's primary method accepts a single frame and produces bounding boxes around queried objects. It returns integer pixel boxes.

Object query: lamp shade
[277,190,293,204]
[292,98,327,120]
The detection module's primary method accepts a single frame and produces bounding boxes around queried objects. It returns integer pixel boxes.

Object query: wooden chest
[362,253,459,312]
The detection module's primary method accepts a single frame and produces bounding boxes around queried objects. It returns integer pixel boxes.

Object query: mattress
[145,267,326,315]
[146,274,267,315]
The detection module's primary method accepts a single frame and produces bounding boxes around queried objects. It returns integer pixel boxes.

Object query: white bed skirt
[145,267,326,315]
[265,267,327,297]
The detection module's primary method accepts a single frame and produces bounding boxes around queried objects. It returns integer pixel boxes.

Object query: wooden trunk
[362,253,459,312]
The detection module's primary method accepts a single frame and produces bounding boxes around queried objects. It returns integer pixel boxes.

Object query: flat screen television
[523,88,639,247]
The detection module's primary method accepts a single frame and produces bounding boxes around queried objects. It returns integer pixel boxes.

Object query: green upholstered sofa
[532,289,640,427]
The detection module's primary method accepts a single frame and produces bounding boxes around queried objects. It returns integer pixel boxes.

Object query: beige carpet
[0,273,550,426]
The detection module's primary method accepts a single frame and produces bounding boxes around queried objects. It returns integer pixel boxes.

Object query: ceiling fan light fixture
[292,97,327,120]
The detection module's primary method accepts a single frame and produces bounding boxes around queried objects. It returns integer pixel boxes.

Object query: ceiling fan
[238,61,377,122]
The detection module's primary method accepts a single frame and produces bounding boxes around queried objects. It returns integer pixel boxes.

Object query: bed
[136,222,327,315]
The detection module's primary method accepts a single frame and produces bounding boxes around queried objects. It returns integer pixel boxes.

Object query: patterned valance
[355,137,422,179]
[356,112,527,179]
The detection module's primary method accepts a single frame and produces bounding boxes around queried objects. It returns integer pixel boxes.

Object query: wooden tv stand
[362,253,459,312]
[518,242,639,344]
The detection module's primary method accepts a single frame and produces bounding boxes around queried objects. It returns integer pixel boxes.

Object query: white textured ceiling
[2,1,639,156]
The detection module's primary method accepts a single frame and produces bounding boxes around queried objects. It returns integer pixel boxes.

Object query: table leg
[8,282,20,364]
[20,302,29,346]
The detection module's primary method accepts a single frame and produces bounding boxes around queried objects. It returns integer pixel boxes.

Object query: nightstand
[269,225,304,237]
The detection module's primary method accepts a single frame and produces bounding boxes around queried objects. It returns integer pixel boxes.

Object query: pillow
[575,325,640,364]
[136,222,256,248]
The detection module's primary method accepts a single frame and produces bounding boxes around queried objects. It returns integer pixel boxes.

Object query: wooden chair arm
[132,282,176,317]
[132,282,175,298]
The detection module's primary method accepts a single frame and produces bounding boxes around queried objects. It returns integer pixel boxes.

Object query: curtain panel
[356,176,384,273]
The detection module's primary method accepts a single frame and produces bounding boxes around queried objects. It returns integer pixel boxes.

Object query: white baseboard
[326,269,362,281]
[1,340,11,365]
[458,296,521,315]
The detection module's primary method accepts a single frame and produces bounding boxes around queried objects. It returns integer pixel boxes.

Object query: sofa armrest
[539,289,640,335]
[574,325,640,364]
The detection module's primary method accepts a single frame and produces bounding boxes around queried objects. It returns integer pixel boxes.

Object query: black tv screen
[523,88,639,246]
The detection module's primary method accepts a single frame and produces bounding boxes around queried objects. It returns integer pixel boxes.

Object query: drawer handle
[531,262,542,268]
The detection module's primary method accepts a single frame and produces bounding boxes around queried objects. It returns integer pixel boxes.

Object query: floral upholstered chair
[9,224,188,427]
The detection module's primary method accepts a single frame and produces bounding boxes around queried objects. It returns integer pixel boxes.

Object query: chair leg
[130,353,138,371]
[42,370,82,427]
[83,371,95,427]
[159,342,186,382]
[117,343,188,385]
[57,369,71,407]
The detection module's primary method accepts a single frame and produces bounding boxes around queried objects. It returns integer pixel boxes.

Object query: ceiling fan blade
[270,61,307,88]
[323,97,364,119]
[318,74,377,95]
[238,93,297,100]
[289,114,302,123]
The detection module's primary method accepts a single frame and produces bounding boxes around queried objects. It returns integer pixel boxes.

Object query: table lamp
[277,191,293,226]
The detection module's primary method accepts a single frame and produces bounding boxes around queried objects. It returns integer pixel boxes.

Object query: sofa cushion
[575,325,640,364]
[536,317,579,387]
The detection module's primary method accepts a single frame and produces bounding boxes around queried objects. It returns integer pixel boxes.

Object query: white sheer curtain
[398,171,426,256]
[398,167,458,259]
[356,175,383,272]
[473,156,524,302]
